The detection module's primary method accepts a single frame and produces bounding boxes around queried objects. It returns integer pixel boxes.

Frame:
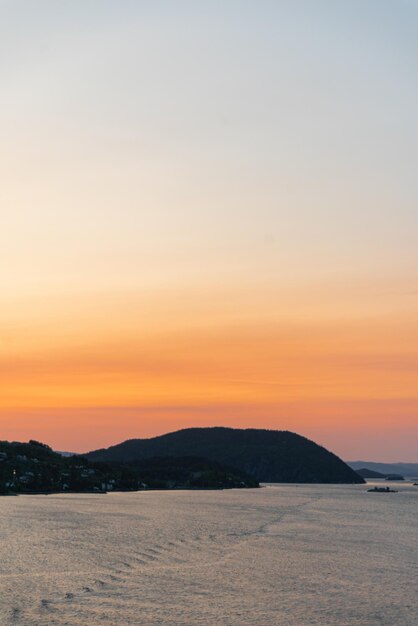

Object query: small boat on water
[367,486,398,493]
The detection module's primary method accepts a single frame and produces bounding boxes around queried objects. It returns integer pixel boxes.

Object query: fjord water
[1,483,417,625]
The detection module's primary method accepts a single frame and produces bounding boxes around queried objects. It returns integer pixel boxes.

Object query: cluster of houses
[0,444,135,494]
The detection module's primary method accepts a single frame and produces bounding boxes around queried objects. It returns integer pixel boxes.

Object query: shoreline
[0,485,261,497]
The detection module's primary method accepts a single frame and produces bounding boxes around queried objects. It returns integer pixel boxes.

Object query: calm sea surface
[1,482,417,625]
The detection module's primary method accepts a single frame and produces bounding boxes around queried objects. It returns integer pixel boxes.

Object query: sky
[1,0,417,460]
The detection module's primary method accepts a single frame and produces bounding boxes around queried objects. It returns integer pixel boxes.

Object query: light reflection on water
[0,482,417,625]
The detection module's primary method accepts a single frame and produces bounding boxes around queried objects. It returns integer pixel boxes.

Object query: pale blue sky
[1,0,417,295]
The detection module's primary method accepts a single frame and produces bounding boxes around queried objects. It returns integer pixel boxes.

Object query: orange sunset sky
[1,1,418,460]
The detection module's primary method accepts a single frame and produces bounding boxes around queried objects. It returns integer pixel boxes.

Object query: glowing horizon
[1,1,417,461]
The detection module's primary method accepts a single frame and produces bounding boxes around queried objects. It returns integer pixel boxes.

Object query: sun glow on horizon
[1,1,417,461]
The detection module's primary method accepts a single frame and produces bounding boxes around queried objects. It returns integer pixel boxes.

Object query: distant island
[355,468,386,479]
[0,440,258,495]
[86,427,364,484]
[348,460,418,478]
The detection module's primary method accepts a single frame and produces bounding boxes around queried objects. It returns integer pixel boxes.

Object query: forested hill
[86,427,364,484]
[0,440,258,494]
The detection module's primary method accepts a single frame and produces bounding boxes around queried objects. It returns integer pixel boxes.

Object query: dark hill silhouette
[86,427,364,484]
[0,440,256,493]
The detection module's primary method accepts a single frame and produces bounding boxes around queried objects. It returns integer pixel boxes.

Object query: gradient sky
[1,0,417,460]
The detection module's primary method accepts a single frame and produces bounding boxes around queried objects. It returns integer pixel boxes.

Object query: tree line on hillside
[0,440,258,494]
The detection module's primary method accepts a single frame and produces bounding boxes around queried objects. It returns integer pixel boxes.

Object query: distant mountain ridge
[348,461,418,477]
[86,427,364,484]
[355,468,386,479]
